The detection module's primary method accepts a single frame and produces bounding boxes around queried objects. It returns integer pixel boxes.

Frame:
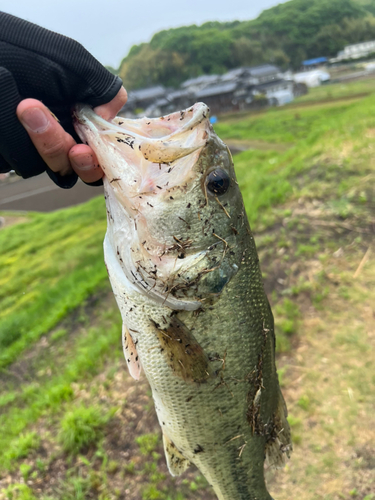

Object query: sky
[1,0,287,68]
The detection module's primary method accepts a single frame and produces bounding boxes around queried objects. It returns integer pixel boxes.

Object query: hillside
[118,0,375,89]
[0,79,374,499]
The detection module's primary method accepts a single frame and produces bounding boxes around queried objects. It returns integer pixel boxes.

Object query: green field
[0,80,374,500]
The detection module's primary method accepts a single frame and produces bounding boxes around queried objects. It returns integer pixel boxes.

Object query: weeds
[136,433,160,455]
[3,432,40,469]
[59,405,112,454]
[1,483,37,500]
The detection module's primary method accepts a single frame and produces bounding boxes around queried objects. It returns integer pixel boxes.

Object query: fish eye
[206,168,230,196]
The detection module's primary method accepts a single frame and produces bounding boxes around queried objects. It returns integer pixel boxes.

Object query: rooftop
[248,64,280,77]
[127,85,166,101]
[302,57,327,66]
[181,74,219,88]
[196,81,238,99]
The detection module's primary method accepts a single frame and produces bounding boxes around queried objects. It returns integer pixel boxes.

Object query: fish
[74,102,292,500]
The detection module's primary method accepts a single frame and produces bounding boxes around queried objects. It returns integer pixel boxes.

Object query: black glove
[0,12,122,188]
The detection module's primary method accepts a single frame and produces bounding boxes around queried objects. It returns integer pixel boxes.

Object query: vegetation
[117,0,375,89]
[0,198,108,368]
[0,79,374,499]
[58,405,113,454]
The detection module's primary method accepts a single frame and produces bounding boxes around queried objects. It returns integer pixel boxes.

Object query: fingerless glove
[0,12,122,187]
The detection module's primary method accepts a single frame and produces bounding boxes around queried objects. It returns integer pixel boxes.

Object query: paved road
[0,173,103,212]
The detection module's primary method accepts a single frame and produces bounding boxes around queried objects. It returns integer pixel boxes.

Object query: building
[253,79,295,106]
[120,64,298,118]
[180,74,220,93]
[195,82,243,114]
[292,69,330,87]
[245,64,283,84]
[302,57,327,68]
[120,86,166,116]
[145,89,194,117]
[331,40,375,63]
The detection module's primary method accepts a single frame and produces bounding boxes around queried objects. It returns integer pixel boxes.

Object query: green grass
[2,483,38,500]
[0,302,122,471]
[59,405,112,455]
[292,77,375,104]
[3,432,40,464]
[0,197,108,369]
[136,433,160,455]
[216,92,375,229]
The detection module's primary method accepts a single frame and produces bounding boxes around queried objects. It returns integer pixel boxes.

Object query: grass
[0,297,122,471]
[136,434,160,456]
[58,405,112,455]
[0,197,108,369]
[0,78,374,499]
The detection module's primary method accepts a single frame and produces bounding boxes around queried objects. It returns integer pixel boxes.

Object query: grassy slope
[0,198,108,368]
[0,82,374,500]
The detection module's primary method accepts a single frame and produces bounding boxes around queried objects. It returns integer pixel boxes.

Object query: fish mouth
[73,102,211,199]
[73,104,213,311]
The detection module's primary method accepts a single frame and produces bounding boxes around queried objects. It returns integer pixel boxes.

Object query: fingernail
[73,154,95,171]
[20,108,49,133]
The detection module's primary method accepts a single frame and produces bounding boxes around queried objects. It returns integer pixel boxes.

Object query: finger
[94,86,127,121]
[69,144,103,184]
[17,99,76,176]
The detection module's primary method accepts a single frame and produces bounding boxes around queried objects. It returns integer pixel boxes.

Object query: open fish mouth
[74,102,211,203]
[73,103,215,312]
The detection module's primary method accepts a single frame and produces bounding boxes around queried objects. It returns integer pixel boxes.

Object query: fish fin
[162,433,190,477]
[122,324,142,380]
[151,316,211,383]
[265,387,293,469]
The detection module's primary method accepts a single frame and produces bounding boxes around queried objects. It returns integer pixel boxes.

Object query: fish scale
[74,102,292,500]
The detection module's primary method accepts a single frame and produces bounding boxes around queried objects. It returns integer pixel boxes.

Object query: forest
[112,0,375,89]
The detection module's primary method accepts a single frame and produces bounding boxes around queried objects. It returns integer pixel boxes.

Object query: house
[195,81,242,114]
[120,64,298,118]
[145,89,194,117]
[220,67,251,82]
[330,40,375,63]
[245,64,282,85]
[253,79,295,106]
[120,86,166,116]
[180,74,220,93]
[302,57,327,69]
[190,64,289,113]
[292,69,330,87]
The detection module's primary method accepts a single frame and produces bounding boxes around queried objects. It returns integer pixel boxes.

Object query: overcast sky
[2,0,287,68]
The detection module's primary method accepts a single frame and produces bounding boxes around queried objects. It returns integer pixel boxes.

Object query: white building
[331,40,375,63]
[292,69,330,87]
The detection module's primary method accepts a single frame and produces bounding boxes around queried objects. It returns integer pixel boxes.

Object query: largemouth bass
[74,103,292,500]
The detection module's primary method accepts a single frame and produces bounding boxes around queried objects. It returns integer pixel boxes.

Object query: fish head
[74,103,246,310]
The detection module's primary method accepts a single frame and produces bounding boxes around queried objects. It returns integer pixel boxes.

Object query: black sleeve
[0,12,123,188]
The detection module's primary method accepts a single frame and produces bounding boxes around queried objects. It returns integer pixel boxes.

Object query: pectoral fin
[122,324,142,380]
[151,316,211,383]
[162,433,190,476]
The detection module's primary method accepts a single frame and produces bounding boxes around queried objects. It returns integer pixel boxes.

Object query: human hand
[0,12,126,188]
[17,87,127,185]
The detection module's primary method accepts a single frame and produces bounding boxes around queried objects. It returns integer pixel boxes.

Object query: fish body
[74,103,291,500]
